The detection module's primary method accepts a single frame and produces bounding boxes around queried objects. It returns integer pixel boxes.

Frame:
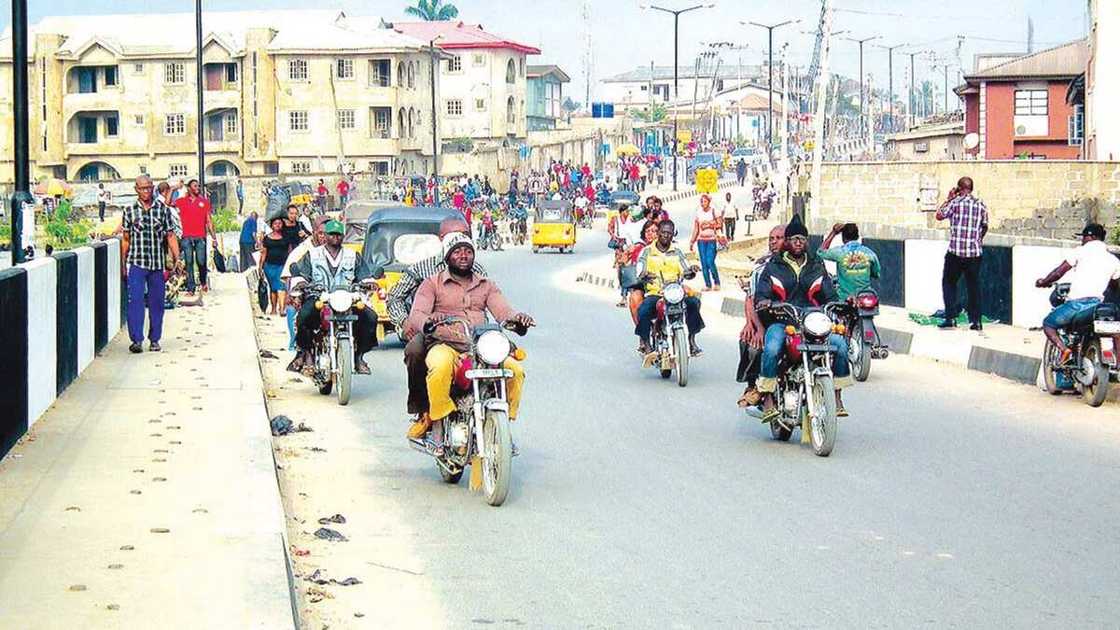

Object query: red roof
[391,21,540,54]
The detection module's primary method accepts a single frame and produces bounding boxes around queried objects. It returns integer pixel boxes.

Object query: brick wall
[813,160,1120,241]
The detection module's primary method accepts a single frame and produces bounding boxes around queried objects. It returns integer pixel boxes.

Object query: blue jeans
[1043,297,1100,329]
[696,240,720,288]
[181,237,207,292]
[757,322,850,393]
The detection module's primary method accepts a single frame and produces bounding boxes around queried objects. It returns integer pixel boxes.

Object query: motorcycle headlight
[476,330,512,365]
[662,283,686,305]
[328,290,353,313]
[803,311,833,338]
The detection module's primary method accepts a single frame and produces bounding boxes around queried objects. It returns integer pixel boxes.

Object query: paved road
[261,201,1120,629]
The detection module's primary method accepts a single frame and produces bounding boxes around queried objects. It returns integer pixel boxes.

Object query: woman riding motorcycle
[634,220,705,357]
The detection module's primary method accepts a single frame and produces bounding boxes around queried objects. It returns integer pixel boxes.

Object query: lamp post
[745,18,798,158]
[843,35,880,151]
[643,3,715,192]
[195,0,205,189]
[9,0,31,265]
[877,43,906,134]
[428,36,443,206]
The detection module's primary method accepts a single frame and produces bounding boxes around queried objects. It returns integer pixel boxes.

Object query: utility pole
[877,43,905,134]
[643,3,714,192]
[844,35,880,151]
[9,0,31,265]
[195,0,205,188]
[810,0,834,220]
[428,37,442,205]
[746,18,799,158]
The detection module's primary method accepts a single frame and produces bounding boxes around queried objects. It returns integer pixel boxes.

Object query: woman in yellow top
[634,220,705,356]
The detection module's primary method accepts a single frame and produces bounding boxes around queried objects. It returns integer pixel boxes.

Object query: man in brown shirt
[405,233,534,438]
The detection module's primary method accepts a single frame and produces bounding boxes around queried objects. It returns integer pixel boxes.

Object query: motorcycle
[512,215,528,246]
[409,317,529,506]
[1041,283,1118,407]
[834,289,889,382]
[289,282,367,406]
[642,273,696,387]
[753,302,845,457]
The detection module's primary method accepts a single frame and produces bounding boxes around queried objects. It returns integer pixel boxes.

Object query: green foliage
[404,0,459,20]
[1109,224,1120,247]
[631,104,667,123]
[44,201,94,250]
[211,207,240,233]
[443,137,474,153]
[0,221,10,247]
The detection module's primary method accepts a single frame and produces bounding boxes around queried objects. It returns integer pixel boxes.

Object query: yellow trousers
[425,343,525,421]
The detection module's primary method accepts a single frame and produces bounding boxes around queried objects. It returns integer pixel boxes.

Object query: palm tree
[404,0,459,21]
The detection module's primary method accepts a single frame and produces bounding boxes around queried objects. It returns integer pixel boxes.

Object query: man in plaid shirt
[936,176,988,330]
[121,175,181,353]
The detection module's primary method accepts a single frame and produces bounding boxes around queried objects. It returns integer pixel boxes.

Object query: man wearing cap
[388,218,486,436]
[1036,223,1120,363]
[287,219,380,374]
[404,233,534,439]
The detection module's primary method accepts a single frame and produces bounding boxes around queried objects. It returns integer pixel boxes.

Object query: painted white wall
[1090,0,1120,159]
[1012,245,1075,329]
[904,239,949,315]
[75,246,95,372]
[106,239,122,335]
[23,257,57,427]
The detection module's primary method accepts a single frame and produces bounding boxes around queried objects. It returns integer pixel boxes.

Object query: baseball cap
[324,220,344,235]
[1075,223,1106,240]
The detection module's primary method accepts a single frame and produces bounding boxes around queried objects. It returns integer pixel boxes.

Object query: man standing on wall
[121,175,181,354]
[936,176,989,331]
[175,179,217,296]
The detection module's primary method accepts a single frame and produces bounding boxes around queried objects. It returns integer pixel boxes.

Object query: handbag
[257,274,269,311]
[213,248,227,273]
[618,264,640,291]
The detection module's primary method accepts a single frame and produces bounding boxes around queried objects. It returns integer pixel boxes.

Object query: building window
[288,59,308,81]
[289,110,309,132]
[1069,104,1084,146]
[104,66,118,87]
[164,113,185,135]
[105,114,119,137]
[139,165,148,175]
[475,98,487,112]
[225,111,238,136]
[291,161,312,174]
[447,55,462,73]
[408,62,416,89]
[338,109,355,130]
[519,57,525,77]
[507,96,515,124]
[1014,89,1048,116]
[226,63,238,83]
[446,99,463,116]
[473,53,485,67]
[371,107,391,138]
[336,58,354,80]
[164,62,185,84]
[169,164,188,178]
[506,59,516,84]
[369,161,389,176]
[398,62,405,87]
[133,63,144,74]
[134,114,145,126]
[369,59,391,87]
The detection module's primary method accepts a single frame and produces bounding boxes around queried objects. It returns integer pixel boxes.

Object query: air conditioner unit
[1014,115,1048,137]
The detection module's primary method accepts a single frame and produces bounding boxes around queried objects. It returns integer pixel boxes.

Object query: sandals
[737,388,761,408]
[759,406,781,424]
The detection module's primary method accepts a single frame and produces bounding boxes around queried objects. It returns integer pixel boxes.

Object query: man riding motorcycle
[634,220,705,356]
[1035,222,1120,363]
[754,215,852,418]
[287,220,380,374]
[817,222,880,301]
[404,233,533,439]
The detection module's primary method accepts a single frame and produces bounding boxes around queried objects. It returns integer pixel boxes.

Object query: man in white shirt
[720,191,744,240]
[1036,223,1120,361]
[97,184,112,222]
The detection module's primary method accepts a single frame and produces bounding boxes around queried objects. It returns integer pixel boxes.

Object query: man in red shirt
[316,179,328,213]
[336,177,351,209]
[174,179,216,294]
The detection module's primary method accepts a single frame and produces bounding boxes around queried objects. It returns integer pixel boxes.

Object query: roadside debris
[317,514,346,525]
[271,415,314,436]
[313,527,347,542]
[305,569,362,587]
[259,349,279,359]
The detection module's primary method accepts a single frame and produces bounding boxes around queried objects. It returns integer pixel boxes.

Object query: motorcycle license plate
[1094,320,1120,334]
[465,368,513,379]
[329,314,358,322]
[799,343,835,352]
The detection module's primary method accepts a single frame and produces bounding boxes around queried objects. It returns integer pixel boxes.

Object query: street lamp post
[428,37,443,206]
[843,35,880,150]
[746,19,798,158]
[643,3,715,192]
[877,43,906,134]
[9,0,31,265]
[196,0,205,189]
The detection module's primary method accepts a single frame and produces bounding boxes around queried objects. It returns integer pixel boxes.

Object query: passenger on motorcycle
[634,220,705,356]
[287,220,380,375]
[1035,222,1120,363]
[817,222,881,301]
[754,215,852,418]
[404,233,533,438]
[737,224,786,407]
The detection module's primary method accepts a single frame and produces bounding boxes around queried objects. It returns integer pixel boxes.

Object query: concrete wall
[0,239,126,460]
[812,160,1120,240]
[1088,0,1120,160]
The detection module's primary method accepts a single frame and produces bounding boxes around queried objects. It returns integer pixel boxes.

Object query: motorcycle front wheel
[481,409,512,506]
[673,327,689,387]
[851,322,871,382]
[336,337,353,406]
[808,375,838,457]
[1081,340,1110,407]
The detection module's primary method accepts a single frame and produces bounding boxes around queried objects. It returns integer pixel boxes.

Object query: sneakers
[149,341,162,352]
[129,342,143,354]
[407,414,432,439]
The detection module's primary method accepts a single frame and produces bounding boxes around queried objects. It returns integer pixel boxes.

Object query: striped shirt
[386,254,487,334]
[122,198,177,271]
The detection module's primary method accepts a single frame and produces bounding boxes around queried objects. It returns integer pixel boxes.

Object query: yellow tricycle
[531,199,577,254]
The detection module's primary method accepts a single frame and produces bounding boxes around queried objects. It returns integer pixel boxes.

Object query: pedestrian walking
[689,193,724,291]
[97,183,111,222]
[736,158,747,187]
[721,191,741,241]
[336,177,351,209]
[175,179,216,295]
[121,175,180,354]
[236,177,244,215]
[239,211,259,272]
[259,217,290,316]
[936,176,988,330]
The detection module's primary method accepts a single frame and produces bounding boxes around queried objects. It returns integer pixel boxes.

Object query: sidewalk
[0,273,296,628]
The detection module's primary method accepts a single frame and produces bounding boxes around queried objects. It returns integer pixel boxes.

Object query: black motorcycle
[1041,283,1118,407]
[834,289,888,382]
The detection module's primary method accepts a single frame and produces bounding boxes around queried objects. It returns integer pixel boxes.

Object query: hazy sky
[10,0,1088,102]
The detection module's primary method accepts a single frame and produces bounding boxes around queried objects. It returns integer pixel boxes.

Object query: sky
[8,0,1090,103]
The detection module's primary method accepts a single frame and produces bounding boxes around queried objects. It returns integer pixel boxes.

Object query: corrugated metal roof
[965,39,1087,80]
[527,64,570,82]
[603,64,764,83]
[390,21,540,54]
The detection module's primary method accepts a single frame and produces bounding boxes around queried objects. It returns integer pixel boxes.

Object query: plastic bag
[213,248,227,273]
[257,274,269,311]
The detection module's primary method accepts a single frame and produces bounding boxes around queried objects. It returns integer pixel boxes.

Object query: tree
[404,0,459,21]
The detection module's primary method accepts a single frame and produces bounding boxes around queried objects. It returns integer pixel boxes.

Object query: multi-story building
[1082,0,1119,160]
[0,10,439,183]
[526,65,570,131]
[389,21,539,143]
[957,40,1087,160]
[599,64,764,113]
